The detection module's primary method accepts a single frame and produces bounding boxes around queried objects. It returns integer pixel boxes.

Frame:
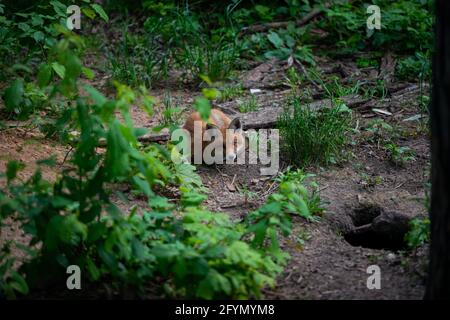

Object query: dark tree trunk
[425,0,450,299]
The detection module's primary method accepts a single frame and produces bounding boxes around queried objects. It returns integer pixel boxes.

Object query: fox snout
[224,129,245,163]
[226,153,237,162]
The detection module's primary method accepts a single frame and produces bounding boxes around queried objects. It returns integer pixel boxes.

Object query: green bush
[0,1,108,80]
[322,0,433,54]
[396,51,431,81]
[245,178,323,264]
[405,218,430,249]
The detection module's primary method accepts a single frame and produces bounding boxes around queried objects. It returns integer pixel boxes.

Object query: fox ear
[206,122,220,130]
[228,117,242,131]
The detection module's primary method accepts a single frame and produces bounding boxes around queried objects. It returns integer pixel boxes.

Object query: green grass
[278,97,352,168]
[323,76,361,98]
[356,57,379,68]
[284,67,305,89]
[177,41,240,83]
[238,95,259,113]
[218,83,244,102]
[107,27,168,88]
[160,91,183,128]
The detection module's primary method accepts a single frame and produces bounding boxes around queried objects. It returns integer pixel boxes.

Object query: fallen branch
[96,130,170,147]
[212,102,239,116]
[241,94,368,130]
[0,120,33,129]
[392,83,429,97]
[240,3,333,35]
[138,131,170,143]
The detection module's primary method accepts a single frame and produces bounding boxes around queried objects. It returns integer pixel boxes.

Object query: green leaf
[10,271,29,295]
[87,222,107,244]
[12,64,32,74]
[50,1,66,17]
[51,196,74,208]
[98,244,118,269]
[133,127,147,138]
[255,5,272,20]
[58,215,88,245]
[6,160,25,183]
[81,7,96,19]
[202,88,220,100]
[65,53,82,79]
[37,64,52,88]
[80,203,101,223]
[197,277,214,299]
[17,22,30,32]
[91,4,109,22]
[36,156,56,167]
[267,32,284,48]
[259,201,282,215]
[86,257,101,280]
[81,67,95,80]
[133,175,153,197]
[292,194,311,218]
[51,62,66,79]
[46,215,64,252]
[33,31,45,42]
[31,15,44,26]
[175,163,204,190]
[199,74,212,86]
[3,78,24,111]
[194,97,211,121]
[131,238,147,260]
[181,192,208,207]
[336,103,351,113]
[84,85,107,106]
[15,243,37,259]
[104,122,130,178]
[149,196,172,210]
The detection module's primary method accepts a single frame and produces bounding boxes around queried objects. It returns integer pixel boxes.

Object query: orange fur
[182,109,245,162]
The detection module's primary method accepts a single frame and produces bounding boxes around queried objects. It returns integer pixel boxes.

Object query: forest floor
[0,36,430,300]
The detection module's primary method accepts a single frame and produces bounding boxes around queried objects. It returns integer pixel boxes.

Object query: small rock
[226,182,236,192]
[387,253,396,261]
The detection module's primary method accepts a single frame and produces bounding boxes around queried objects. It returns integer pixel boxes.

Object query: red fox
[183,109,245,163]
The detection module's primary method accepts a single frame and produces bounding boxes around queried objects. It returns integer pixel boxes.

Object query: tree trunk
[425,0,450,299]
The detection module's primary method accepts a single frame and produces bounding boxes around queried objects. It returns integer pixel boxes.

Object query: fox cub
[182,109,245,163]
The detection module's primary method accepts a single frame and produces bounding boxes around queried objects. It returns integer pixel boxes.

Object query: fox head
[206,117,245,163]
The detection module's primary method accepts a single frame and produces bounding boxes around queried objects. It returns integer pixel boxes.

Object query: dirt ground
[0,52,430,299]
[197,132,428,300]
